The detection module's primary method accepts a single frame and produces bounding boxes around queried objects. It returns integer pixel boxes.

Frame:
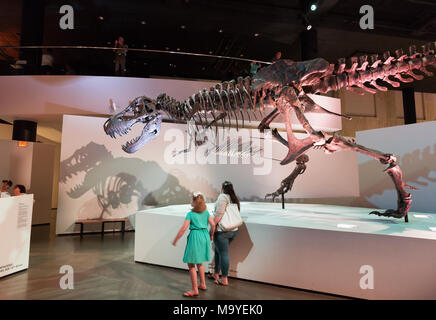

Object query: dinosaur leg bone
[276,87,315,165]
[265,154,309,201]
[323,133,413,219]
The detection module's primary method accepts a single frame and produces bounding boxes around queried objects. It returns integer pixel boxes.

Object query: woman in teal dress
[173,192,215,297]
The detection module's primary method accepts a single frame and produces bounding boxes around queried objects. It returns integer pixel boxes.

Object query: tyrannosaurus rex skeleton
[104,43,436,220]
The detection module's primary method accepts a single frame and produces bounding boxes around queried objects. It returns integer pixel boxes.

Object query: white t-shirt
[214,193,239,232]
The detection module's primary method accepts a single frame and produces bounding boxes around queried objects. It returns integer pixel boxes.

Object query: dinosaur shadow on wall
[60,142,192,221]
[353,144,436,214]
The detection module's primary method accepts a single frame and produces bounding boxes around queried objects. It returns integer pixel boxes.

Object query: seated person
[1,180,13,196]
[13,184,26,196]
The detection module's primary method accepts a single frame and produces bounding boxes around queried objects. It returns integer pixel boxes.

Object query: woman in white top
[210,181,240,286]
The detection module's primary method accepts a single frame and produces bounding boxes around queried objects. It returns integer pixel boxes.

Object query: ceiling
[1,0,436,91]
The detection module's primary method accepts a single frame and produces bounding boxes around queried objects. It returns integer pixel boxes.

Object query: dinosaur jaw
[121,114,162,153]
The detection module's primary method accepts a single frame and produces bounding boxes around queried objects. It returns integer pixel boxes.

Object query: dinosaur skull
[104,96,162,153]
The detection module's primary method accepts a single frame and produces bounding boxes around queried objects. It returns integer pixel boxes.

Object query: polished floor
[0,226,346,300]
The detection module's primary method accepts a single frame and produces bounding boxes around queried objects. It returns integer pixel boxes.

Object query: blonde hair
[191,192,207,213]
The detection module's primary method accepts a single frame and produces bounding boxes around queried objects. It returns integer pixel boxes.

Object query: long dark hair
[222,181,240,211]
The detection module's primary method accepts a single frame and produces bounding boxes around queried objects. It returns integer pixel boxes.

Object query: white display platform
[0,194,34,278]
[135,202,436,299]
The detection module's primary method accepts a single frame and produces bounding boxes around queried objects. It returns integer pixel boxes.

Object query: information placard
[0,194,34,278]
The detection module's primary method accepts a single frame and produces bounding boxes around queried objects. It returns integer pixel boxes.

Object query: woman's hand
[210,235,214,241]
[172,239,177,246]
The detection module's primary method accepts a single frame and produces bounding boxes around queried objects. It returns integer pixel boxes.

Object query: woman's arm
[172,220,190,246]
[208,216,216,240]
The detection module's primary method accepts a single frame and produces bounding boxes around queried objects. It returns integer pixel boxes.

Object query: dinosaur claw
[369,209,405,219]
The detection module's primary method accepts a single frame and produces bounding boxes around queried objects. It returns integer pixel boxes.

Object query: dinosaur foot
[369,209,407,219]
[313,131,327,146]
[265,193,279,202]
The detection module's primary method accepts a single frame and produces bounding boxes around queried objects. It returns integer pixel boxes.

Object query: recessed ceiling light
[218,29,223,33]
[254,33,259,37]
[98,16,104,20]
[310,2,318,11]
[141,21,146,25]
[180,25,186,29]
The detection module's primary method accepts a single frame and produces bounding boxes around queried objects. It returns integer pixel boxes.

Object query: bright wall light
[414,214,431,219]
[17,141,27,147]
[337,224,357,229]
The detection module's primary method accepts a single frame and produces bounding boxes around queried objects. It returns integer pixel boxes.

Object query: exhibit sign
[0,194,34,278]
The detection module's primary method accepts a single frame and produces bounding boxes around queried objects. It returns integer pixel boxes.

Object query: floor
[0,225,346,300]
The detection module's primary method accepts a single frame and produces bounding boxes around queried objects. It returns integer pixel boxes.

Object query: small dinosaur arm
[104,43,436,219]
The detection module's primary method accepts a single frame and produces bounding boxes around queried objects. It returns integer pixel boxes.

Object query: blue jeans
[214,230,238,277]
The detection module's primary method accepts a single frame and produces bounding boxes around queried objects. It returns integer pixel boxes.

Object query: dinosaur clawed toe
[369,209,406,219]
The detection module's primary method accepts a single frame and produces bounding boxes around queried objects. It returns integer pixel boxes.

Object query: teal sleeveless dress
[183,210,211,264]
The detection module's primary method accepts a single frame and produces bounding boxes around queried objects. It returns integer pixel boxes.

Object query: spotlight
[302,14,312,31]
[310,2,318,11]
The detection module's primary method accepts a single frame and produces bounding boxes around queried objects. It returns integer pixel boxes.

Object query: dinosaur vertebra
[104,42,436,220]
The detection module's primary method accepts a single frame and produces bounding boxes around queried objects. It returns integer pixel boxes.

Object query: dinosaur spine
[312,43,436,94]
[156,76,274,130]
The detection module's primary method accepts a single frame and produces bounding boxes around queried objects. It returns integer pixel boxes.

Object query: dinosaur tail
[316,42,436,94]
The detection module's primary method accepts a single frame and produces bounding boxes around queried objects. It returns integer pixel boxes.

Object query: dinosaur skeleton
[104,43,436,220]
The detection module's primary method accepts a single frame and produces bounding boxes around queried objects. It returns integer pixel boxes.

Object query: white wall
[356,121,436,214]
[57,114,359,234]
[29,143,55,225]
[0,140,55,225]
[0,75,342,132]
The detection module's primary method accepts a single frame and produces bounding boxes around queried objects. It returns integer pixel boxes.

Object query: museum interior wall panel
[0,124,12,140]
[57,114,358,234]
[394,92,425,120]
[0,140,13,180]
[8,141,34,191]
[356,121,436,214]
[423,93,436,121]
[339,89,436,138]
[29,143,55,225]
[0,140,55,225]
